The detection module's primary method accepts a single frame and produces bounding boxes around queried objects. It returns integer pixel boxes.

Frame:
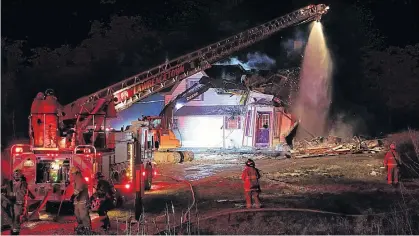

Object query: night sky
[2,0,419,146]
[3,0,418,47]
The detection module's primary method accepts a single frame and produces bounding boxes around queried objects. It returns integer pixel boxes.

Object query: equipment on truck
[9,4,328,213]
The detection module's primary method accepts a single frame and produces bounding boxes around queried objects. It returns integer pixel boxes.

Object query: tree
[1,38,27,145]
[363,43,419,129]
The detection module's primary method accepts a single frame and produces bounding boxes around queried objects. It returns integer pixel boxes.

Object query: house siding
[175,115,244,148]
[163,71,245,149]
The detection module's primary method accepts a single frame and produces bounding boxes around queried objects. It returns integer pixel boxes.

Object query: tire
[144,164,153,191]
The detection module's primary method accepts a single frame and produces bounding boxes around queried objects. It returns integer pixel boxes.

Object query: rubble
[291,135,385,158]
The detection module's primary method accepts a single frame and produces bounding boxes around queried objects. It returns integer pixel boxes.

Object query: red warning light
[85,177,89,182]
[125,184,131,189]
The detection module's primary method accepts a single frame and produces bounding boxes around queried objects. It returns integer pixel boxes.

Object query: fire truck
[9,4,329,212]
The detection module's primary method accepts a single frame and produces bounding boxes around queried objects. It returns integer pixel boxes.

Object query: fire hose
[26,189,52,221]
[54,184,70,222]
[154,174,196,222]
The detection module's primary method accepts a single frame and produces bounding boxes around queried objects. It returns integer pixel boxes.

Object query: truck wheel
[144,164,153,191]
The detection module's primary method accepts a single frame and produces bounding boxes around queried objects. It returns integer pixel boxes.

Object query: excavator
[8,4,329,214]
[147,66,301,155]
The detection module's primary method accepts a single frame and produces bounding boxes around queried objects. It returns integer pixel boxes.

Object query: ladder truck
[9,4,329,213]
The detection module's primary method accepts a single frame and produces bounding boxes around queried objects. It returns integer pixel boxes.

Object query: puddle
[184,164,236,181]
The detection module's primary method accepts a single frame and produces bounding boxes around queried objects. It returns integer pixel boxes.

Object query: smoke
[214,52,276,70]
[329,113,368,138]
[280,29,308,57]
[329,114,355,138]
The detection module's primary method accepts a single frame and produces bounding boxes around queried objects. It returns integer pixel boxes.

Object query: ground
[2,152,419,235]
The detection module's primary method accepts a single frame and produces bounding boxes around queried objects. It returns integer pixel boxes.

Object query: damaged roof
[174,105,244,116]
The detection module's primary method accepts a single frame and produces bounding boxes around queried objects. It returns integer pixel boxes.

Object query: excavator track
[153,150,194,164]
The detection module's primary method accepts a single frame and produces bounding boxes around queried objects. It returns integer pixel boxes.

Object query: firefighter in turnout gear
[92,172,115,231]
[3,169,36,235]
[384,143,401,186]
[241,159,262,208]
[30,92,45,147]
[70,167,92,234]
[43,89,62,148]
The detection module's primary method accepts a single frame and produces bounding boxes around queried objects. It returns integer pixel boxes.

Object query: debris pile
[291,136,385,158]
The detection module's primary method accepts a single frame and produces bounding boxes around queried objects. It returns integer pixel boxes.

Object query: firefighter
[1,178,14,230]
[384,142,401,186]
[241,159,262,209]
[4,170,36,235]
[43,89,62,148]
[70,167,92,235]
[30,92,45,147]
[93,172,115,231]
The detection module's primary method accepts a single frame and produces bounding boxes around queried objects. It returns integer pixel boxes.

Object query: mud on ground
[159,153,419,235]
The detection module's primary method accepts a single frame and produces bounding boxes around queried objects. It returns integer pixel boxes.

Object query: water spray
[293,5,333,138]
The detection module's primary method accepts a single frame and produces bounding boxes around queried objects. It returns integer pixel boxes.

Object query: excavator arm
[159,76,214,129]
[60,4,329,146]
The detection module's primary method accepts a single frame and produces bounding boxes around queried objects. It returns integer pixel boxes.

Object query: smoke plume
[215,52,276,70]
[280,29,308,57]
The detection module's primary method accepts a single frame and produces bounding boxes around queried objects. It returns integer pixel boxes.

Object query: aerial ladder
[59,4,329,150]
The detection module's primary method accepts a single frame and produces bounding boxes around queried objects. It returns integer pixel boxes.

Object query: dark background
[2,0,419,148]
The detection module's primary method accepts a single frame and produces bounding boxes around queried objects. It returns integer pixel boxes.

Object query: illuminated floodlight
[175,102,184,110]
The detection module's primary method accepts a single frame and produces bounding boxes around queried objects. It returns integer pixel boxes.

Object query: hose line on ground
[159,174,195,221]
[54,184,70,221]
[27,189,52,221]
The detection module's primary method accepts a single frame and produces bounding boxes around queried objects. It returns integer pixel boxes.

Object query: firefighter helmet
[13,169,23,180]
[390,143,396,150]
[94,172,104,179]
[35,92,45,100]
[45,89,55,96]
[70,166,81,174]
[245,159,255,167]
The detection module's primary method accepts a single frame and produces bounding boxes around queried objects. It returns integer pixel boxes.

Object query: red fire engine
[9,4,329,212]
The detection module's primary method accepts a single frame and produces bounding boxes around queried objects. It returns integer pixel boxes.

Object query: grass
[186,206,419,235]
[111,202,419,235]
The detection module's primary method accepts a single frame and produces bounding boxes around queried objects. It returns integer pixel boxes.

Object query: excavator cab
[142,116,181,150]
